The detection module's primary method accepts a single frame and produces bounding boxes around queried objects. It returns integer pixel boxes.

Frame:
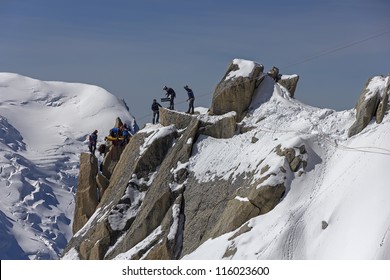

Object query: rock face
[106,118,199,259]
[198,112,237,139]
[160,108,196,129]
[160,107,237,139]
[63,125,179,259]
[278,74,300,98]
[96,173,109,200]
[348,75,389,137]
[376,76,390,124]
[101,145,125,180]
[72,153,99,234]
[210,59,264,121]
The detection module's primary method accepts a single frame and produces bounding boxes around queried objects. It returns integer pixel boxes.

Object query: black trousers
[169,98,174,110]
[152,110,160,124]
[89,142,96,155]
[187,98,194,114]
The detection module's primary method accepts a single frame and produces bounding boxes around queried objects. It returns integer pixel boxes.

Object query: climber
[184,85,195,114]
[108,126,123,146]
[109,126,122,138]
[163,86,176,110]
[267,66,281,82]
[88,130,98,155]
[121,124,131,144]
[151,99,162,124]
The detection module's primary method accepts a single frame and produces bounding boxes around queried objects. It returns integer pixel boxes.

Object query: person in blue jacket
[88,130,98,155]
[184,85,195,114]
[121,124,132,144]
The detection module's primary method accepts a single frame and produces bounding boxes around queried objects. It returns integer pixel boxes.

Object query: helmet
[153,99,156,102]
[184,85,189,89]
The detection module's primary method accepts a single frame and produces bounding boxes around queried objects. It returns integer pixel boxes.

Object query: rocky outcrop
[63,125,179,259]
[376,92,388,124]
[78,222,111,260]
[278,74,300,98]
[160,107,237,139]
[101,145,125,180]
[160,108,196,129]
[348,75,389,137]
[376,76,390,124]
[198,112,237,139]
[64,59,307,260]
[210,59,264,121]
[96,173,109,200]
[106,118,199,259]
[275,144,307,172]
[72,153,99,234]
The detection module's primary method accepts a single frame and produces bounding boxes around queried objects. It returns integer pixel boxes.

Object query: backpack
[110,128,117,137]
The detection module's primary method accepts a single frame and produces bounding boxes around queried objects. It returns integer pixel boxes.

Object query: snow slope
[0,73,135,259]
[184,74,390,259]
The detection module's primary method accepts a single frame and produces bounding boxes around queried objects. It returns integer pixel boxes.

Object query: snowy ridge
[0,73,134,259]
[183,73,390,259]
[60,67,390,260]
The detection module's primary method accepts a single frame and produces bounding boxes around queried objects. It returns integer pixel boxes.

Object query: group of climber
[88,120,134,156]
[87,65,282,153]
[151,85,195,124]
[107,123,132,146]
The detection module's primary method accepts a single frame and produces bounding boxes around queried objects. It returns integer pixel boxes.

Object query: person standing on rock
[163,86,176,110]
[184,85,195,114]
[151,99,162,124]
[267,66,281,82]
[121,123,131,144]
[88,130,98,155]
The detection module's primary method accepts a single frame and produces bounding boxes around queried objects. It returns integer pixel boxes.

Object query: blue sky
[1,0,389,126]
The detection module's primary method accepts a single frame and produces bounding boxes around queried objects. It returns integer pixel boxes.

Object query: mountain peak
[0,73,135,259]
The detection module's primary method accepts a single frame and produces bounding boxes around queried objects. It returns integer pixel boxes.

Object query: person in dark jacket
[184,85,195,114]
[121,124,131,144]
[88,130,98,155]
[151,99,162,124]
[163,86,176,110]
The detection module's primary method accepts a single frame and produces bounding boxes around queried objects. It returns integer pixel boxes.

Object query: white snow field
[0,73,135,259]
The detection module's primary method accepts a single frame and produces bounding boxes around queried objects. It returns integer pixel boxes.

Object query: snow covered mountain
[185,72,390,259]
[0,73,135,259]
[61,59,390,260]
[2,58,389,260]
